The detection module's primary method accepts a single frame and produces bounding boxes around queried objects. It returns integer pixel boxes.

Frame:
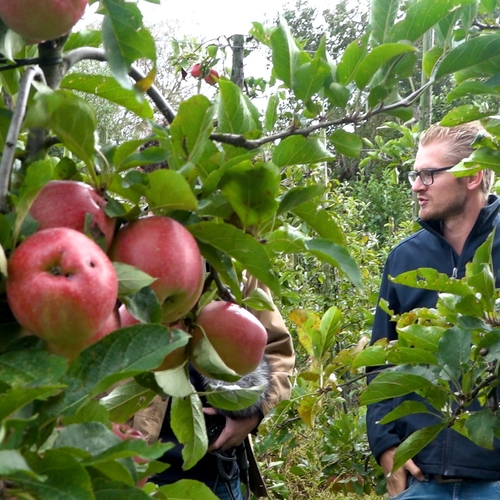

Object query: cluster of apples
[190,63,220,86]
[0,0,88,43]
[5,180,268,377]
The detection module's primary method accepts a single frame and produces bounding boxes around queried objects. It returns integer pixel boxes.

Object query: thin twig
[63,47,176,124]
[0,66,46,214]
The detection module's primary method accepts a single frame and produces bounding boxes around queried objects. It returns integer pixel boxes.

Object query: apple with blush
[0,0,88,43]
[109,216,205,324]
[29,180,116,251]
[190,301,267,377]
[6,227,118,351]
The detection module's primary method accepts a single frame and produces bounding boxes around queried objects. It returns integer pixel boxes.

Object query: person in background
[367,121,500,499]
[130,274,294,500]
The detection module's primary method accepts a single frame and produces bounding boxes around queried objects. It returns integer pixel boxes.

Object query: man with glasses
[367,121,500,499]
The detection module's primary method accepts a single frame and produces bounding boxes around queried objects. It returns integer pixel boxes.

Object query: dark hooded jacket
[367,194,500,480]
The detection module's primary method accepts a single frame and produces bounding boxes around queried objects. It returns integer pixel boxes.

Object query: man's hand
[204,408,260,452]
[380,446,425,497]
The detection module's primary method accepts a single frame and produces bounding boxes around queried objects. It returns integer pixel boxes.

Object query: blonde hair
[420,122,494,196]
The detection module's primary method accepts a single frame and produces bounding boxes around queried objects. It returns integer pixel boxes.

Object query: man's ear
[466,169,483,191]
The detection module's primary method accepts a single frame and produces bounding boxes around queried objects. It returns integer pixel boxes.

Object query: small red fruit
[190,63,202,79]
[204,69,219,85]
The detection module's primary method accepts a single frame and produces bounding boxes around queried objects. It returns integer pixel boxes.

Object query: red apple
[109,216,205,323]
[191,301,267,377]
[29,180,116,251]
[190,63,202,78]
[204,69,219,85]
[6,227,118,349]
[0,0,88,43]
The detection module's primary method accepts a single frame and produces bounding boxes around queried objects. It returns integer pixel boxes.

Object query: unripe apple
[29,180,116,251]
[6,227,118,348]
[109,216,205,323]
[204,69,219,85]
[0,0,88,43]
[190,63,202,78]
[191,301,268,377]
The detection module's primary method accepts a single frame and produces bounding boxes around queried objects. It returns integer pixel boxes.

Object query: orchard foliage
[1,0,500,498]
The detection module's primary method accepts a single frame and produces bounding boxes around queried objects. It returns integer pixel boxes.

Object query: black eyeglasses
[407,166,455,186]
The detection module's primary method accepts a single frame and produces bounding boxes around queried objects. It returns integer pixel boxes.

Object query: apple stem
[0,66,46,214]
[209,265,237,304]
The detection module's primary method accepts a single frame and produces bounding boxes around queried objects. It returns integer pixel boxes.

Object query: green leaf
[170,394,207,470]
[270,18,307,89]
[352,345,388,368]
[205,383,265,412]
[305,239,362,289]
[464,409,496,449]
[370,0,400,44]
[21,449,94,500]
[389,0,476,43]
[155,364,194,398]
[336,34,369,86]
[435,34,500,80]
[0,385,65,421]
[437,327,471,380]
[391,268,473,296]
[264,91,279,132]
[397,324,446,352]
[47,325,190,417]
[360,372,434,405]
[292,201,346,244]
[187,221,280,295]
[440,105,496,127]
[378,400,433,425]
[329,129,363,158]
[191,335,241,382]
[277,185,327,216]
[55,422,170,463]
[388,347,439,366]
[0,450,39,478]
[144,169,198,212]
[170,95,215,170]
[100,379,156,423]
[61,73,153,119]
[113,262,156,296]
[242,288,275,311]
[158,479,219,500]
[393,423,447,471]
[0,347,67,387]
[196,241,242,304]
[121,286,162,324]
[101,0,156,90]
[293,44,331,102]
[272,136,335,167]
[354,43,415,89]
[446,81,500,103]
[25,90,96,168]
[93,479,152,500]
[318,306,342,357]
[216,79,261,135]
[220,161,280,228]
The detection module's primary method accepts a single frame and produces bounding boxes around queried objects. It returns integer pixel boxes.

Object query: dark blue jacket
[367,194,500,480]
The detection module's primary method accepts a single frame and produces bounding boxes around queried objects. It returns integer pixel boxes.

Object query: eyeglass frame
[407,165,455,186]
